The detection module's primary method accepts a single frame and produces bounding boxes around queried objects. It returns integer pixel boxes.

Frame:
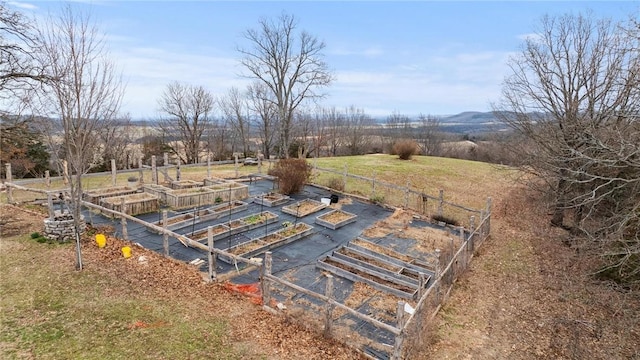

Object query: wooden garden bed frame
[219,222,314,264]
[170,179,203,189]
[99,192,159,216]
[252,192,290,207]
[281,198,327,218]
[315,209,358,230]
[83,186,138,205]
[186,211,279,242]
[151,200,249,231]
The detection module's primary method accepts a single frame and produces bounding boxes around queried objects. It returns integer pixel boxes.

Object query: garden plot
[219,222,314,264]
[100,192,159,216]
[281,198,327,217]
[315,209,358,229]
[83,186,138,205]
[170,179,203,189]
[185,211,278,242]
[317,237,433,300]
[252,192,290,207]
[151,200,249,230]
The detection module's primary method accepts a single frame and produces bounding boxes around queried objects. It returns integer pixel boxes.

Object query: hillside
[2,155,638,359]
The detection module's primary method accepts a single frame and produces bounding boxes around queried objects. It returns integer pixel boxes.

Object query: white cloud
[7,1,38,10]
[329,46,383,57]
[516,32,543,43]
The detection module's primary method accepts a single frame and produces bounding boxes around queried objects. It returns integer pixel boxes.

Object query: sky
[8,0,638,119]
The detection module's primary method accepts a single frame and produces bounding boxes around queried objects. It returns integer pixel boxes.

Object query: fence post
[45,170,51,189]
[111,159,117,186]
[434,249,442,303]
[176,158,181,181]
[324,274,334,337]
[438,189,444,216]
[120,198,128,241]
[151,155,157,184]
[163,152,169,167]
[47,192,55,219]
[418,272,426,299]
[485,197,492,234]
[162,210,169,256]
[138,158,144,184]
[62,159,69,185]
[404,180,410,208]
[234,154,239,178]
[343,164,348,192]
[207,155,211,179]
[371,171,376,198]
[5,163,13,204]
[208,226,216,282]
[468,216,476,253]
[392,301,406,360]
[262,251,272,309]
[258,153,262,174]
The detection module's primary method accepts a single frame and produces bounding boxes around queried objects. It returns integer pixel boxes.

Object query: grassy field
[0,232,240,360]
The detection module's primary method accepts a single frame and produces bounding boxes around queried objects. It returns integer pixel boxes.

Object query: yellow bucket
[95,234,106,248]
[121,246,132,258]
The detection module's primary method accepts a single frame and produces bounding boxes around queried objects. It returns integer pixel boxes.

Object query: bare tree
[158,81,215,164]
[0,2,51,107]
[246,81,278,159]
[494,13,640,283]
[416,113,442,156]
[99,114,133,170]
[343,105,374,155]
[39,5,124,270]
[238,12,332,158]
[219,87,251,157]
[322,106,345,156]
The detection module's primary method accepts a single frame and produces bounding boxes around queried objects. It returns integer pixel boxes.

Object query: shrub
[392,139,420,160]
[268,158,312,195]
[327,177,345,192]
[30,232,41,239]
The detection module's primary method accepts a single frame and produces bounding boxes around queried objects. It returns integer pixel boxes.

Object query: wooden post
[163,152,168,167]
[324,274,335,337]
[343,164,348,192]
[418,272,426,299]
[257,153,262,174]
[485,197,492,234]
[234,154,239,178]
[47,192,55,219]
[111,159,117,186]
[45,170,51,189]
[479,210,486,240]
[262,251,272,309]
[162,210,169,256]
[404,180,410,208]
[469,215,476,253]
[62,159,69,185]
[151,155,157,184]
[392,301,406,360]
[437,189,444,216]
[371,171,376,198]
[5,163,12,204]
[434,249,442,303]
[207,155,211,179]
[207,226,216,282]
[176,158,181,181]
[138,158,144,184]
[120,198,128,240]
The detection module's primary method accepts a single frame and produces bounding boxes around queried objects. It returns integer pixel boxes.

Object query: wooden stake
[324,274,335,337]
[151,155,157,184]
[111,159,117,186]
[208,226,216,282]
[262,251,272,309]
[120,198,128,240]
[162,210,169,256]
[392,301,406,360]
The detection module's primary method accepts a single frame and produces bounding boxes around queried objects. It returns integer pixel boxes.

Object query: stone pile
[43,210,86,243]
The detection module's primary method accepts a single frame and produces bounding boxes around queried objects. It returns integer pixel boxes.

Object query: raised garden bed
[142,184,172,205]
[203,177,228,186]
[100,192,159,216]
[186,211,278,242]
[170,180,203,189]
[252,192,290,207]
[203,181,249,203]
[151,201,249,231]
[315,209,358,230]
[281,198,327,218]
[83,186,138,205]
[219,222,314,263]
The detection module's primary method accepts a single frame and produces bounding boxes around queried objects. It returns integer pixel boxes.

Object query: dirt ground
[3,182,639,359]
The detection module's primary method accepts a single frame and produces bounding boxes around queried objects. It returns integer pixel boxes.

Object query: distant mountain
[439,111,499,124]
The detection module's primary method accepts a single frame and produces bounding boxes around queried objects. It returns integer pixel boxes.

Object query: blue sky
[10,1,637,119]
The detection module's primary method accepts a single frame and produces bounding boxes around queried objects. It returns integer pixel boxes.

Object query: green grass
[0,236,242,360]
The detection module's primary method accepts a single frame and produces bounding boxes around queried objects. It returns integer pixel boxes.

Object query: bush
[327,177,345,192]
[268,158,312,195]
[30,232,41,239]
[392,139,419,160]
